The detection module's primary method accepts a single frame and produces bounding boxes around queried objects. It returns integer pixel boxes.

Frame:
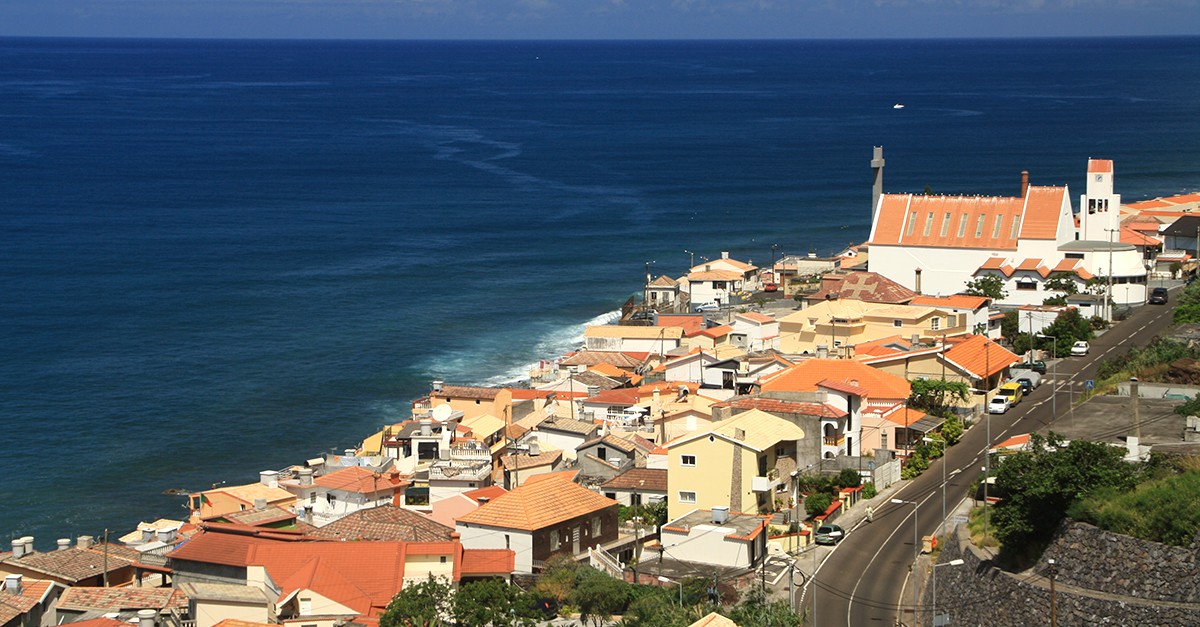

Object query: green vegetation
[907,378,970,417]
[1174,279,1200,323]
[1069,468,1200,547]
[836,467,862,489]
[963,275,1007,300]
[988,434,1140,567]
[803,492,833,518]
[1094,336,1200,393]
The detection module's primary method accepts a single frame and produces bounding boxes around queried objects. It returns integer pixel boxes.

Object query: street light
[657,576,683,606]
[931,558,965,626]
[891,498,919,616]
[922,436,948,538]
[1037,333,1058,424]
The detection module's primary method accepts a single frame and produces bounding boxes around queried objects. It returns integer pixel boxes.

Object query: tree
[990,433,1139,566]
[1173,281,1200,324]
[963,275,1008,300]
[1000,309,1020,340]
[453,579,541,627]
[908,378,970,416]
[1038,308,1093,356]
[939,414,964,446]
[836,467,862,489]
[1042,272,1080,297]
[571,568,629,627]
[727,586,803,627]
[380,576,453,627]
[803,492,833,518]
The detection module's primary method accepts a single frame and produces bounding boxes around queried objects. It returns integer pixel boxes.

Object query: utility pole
[1048,558,1058,627]
[1105,227,1118,321]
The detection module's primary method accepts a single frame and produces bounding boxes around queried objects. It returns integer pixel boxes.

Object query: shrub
[862,483,877,499]
[804,493,833,518]
[836,467,862,489]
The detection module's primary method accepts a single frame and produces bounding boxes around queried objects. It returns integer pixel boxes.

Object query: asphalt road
[811,298,1179,627]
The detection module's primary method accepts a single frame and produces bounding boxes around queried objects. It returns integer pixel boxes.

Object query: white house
[281,466,407,527]
[728,312,781,351]
[584,325,684,355]
[659,508,769,570]
[867,159,1147,311]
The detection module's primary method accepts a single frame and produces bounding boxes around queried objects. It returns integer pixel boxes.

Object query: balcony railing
[823,435,845,447]
[751,467,781,492]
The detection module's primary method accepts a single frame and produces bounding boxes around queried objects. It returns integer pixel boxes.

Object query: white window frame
[679,491,697,504]
[680,454,696,467]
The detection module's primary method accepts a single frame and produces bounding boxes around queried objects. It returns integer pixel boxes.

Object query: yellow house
[777,299,968,356]
[665,409,805,520]
[188,472,297,522]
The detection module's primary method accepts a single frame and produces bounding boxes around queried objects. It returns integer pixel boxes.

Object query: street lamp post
[932,558,965,625]
[657,576,683,606]
[1037,333,1058,424]
[891,498,919,618]
[922,436,947,537]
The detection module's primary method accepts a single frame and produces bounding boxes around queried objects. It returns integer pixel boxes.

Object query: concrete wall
[660,525,756,569]
[456,523,534,574]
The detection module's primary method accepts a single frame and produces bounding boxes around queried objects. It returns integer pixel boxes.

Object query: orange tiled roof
[976,257,1014,276]
[1013,258,1051,278]
[1087,158,1113,173]
[599,468,668,492]
[942,334,1019,378]
[872,187,1066,248]
[717,396,847,418]
[688,269,744,282]
[463,485,508,502]
[909,294,990,310]
[58,585,188,612]
[1018,187,1068,240]
[657,315,707,337]
[458,548,516,576]
[881,406,928,427]
[306,505,453,543]
[1120,227,1161,247]
[1,546,133,582]
[757,359,910,401]
[456,472,617,531]
[213,620,275,627]
[808,271,916,304]
[736,312,775,324]
[58,620,129,627]
[314,466,408,495]
[585,387,641,405]
[588,362,628,378]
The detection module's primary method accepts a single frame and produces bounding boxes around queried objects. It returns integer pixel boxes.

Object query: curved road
[811,299,1178,627]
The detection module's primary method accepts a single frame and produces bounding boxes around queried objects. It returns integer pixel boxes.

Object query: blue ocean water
[2,37,1198,545]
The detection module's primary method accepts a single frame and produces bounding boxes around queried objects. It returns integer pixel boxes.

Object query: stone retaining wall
[921,520,1200,626]
[1042,520,1200,603]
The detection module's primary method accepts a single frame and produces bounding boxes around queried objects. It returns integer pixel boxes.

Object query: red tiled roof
[458,549,516,576]
[976,257,1014,277]
[1019,187,1068,240]
[817,378,870,397]
[1,547,133,582]
[456,472,617,531]
[716,396,847,418]
[1013,258,1051,278]
[58,620,128,627]
[314,466,408,495]
[809,271,916,304]
[758,359,910,401]
[559,351,646,368]
[942,334,1019,378]
[463,485,508,502]
[1121,227,1161,247]
[500,448,563,471]
[431,386,502,400]
[58,586,189,612]
[736,312,775,324]
[872,187,1066,248]
[881,406,928,427]
[1087,158,1113,174]
[909,294,990,310]
[306,506,452,543]
[599,468,669,492]
[585,387,641,405]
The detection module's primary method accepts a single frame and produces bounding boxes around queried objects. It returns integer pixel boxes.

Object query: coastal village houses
[866,159,1147,314]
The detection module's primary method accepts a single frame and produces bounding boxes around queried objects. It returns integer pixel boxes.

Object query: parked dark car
[1149,287,1169,305]
[1023,359,1047,374]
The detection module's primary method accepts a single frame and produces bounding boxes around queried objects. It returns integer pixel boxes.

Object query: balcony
[751,467,781,492]
[823,435,845,447]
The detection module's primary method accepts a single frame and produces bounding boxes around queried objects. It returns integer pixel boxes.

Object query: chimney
[528,441,541,456]
[711,506,730,524]
[420,419,433,437]
[1020,170,1030,198]
[721,251,730,259]
[9,540,23,559]
[254,498,268,511]
[20,538,33,556]
[477,497,490,505]
[137,609,158,627]
[817,344,829,359]
[653,388,660,406]
[140,526,155,544]
[4,574,21,595]
[914,268,922,295]
[871,146,886,226]
[911,333,920,346]
[260,470,279,488]
[77,535,94,550]
[56,538,70,552]
[157,527,178,544]
[587,385,600,398]
[712,405,732,422]
[298,467,314,487]
[431,380,443,393]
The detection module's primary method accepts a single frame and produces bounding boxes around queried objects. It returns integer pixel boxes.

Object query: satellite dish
[432,404,452,421]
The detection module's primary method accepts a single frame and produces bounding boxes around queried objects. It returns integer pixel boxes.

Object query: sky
[1,0,1199,40]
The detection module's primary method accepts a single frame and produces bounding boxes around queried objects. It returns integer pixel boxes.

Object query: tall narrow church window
[958,213,969,237]
[992,214,1003,238]
[975,215,986,238]
[1010,215,1021,239]
[940,212,952,237]
[923,211,934,236]
[906,211,918,237]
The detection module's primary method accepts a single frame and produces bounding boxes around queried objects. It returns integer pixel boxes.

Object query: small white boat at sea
[893,103,905,109]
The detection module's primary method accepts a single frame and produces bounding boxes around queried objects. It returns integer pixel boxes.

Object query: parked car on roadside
[996,381,1024,407]
[988,395,1012,414]
[1023,359,1048,374]
[1012,369,1042,391]
[1071,340,1090,356]
[694,301,719,312]
[1149,287,1169,305]
[814,523,845,545]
